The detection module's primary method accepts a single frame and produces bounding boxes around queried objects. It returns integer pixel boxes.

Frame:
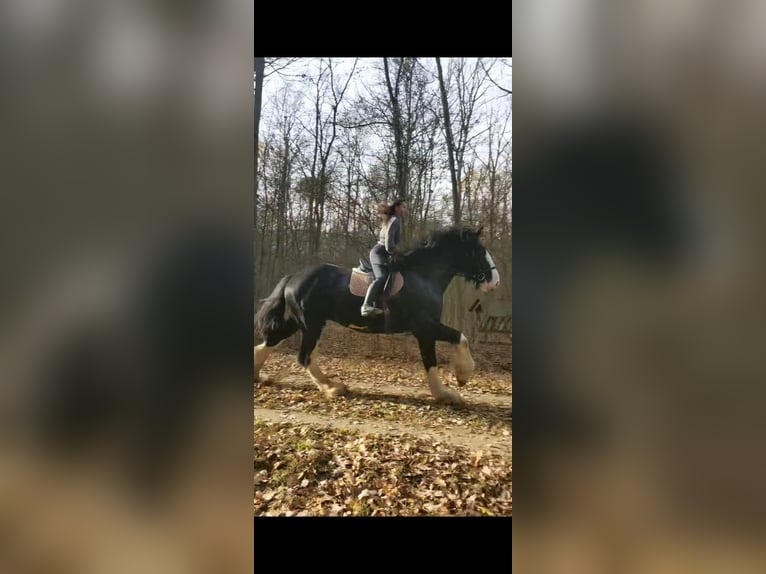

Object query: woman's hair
[376,199,406,223]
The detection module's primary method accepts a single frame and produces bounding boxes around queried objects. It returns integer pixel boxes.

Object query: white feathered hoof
[454,359,475,387]
[426,368,465,405]
[454,335,475,387]
[434,388,465,406]
[324,381,348,398]
[255,373,273,385]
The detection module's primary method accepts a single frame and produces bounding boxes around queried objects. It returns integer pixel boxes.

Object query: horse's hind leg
[434,324,476,387]
[254,321,299,383]
[416,336,464,406]
[298,326,348,398]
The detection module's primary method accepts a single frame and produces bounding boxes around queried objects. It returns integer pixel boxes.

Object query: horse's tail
[254,274,293,341]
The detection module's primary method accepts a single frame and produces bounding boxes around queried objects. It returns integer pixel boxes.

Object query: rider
[361,199,407,317]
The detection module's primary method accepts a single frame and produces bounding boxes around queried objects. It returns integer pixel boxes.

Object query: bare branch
[479,59,512,96]
[263,57,300,79]
[336,120,389,130]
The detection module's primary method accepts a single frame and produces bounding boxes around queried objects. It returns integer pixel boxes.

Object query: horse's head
[454,226,501,293]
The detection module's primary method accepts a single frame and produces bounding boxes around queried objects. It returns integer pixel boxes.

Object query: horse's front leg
[434,324,476,387]
[416,336,464,406]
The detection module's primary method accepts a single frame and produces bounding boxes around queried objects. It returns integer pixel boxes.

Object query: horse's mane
[390,226,472,271]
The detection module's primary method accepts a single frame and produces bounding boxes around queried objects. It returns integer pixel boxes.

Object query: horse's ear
[476,225,484,237]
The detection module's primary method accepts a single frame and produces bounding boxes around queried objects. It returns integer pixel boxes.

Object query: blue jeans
[368,243,389,297]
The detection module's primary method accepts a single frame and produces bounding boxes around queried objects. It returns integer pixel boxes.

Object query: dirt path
[254,326,512,516]
[254,329,512,446]
[254,406,512,456]
[253,367,513,516]
[270,374,512,406]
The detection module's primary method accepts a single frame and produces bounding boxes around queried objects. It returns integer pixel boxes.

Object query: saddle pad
[349,269,404,299]
[349,269,372,296]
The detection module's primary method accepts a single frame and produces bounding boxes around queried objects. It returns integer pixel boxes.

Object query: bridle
[453,230,497,285]
[470,265,497,284]
[457,253,497,285]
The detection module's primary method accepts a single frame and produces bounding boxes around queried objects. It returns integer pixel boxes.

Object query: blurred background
[7,0,766,566]
[513,1,766,572]
[0,1,253,572]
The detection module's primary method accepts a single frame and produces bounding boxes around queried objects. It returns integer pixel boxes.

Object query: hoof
[324,382,348,398]
[255,374,273,385]
[434,390,465,406]
[454,364,474,387]
[454,365,473,387]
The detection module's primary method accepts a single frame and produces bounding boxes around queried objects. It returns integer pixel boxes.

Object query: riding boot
[360,280,384,317]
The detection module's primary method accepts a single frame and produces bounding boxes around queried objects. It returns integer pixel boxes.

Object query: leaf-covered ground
[254,324,512,516]
[254,422,512,516]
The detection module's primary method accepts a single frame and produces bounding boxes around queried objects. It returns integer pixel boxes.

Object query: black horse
[254,226,500,405]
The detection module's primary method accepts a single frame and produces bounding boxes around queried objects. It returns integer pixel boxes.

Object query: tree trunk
[384,58,408,201]
[314,175,326,256]
[254,57,265,228]
[489,168,497,239]
[436,57,460,224]
[277,126,290,268]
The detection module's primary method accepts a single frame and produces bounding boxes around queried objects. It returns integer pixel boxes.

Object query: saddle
[349,256,404,305]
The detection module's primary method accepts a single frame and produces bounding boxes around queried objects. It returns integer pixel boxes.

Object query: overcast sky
[261,57,511,103]
[257,58,512,206]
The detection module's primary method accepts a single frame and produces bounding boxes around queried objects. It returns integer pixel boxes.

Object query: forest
[254,57,512,332]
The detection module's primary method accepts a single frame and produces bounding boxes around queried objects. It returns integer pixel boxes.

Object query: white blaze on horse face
[481,250,501,292]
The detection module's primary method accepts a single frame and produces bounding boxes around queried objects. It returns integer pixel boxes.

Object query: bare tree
[254,57,265,226]
[255,58,512,332]
[383,58,409,202]
[297,58,358,256]
[473,104,512,240]
[436,57,460,223]
[336,127,365,241]
[255,86,305,295]
[408,105,441,232]
[480,58,513,96]
[255,58,302,228]
[436,58,491,224]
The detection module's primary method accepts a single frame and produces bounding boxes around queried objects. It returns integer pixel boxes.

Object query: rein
[394,257,497,285]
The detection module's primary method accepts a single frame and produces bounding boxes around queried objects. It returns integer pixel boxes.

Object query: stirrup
[361,305,384,317]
